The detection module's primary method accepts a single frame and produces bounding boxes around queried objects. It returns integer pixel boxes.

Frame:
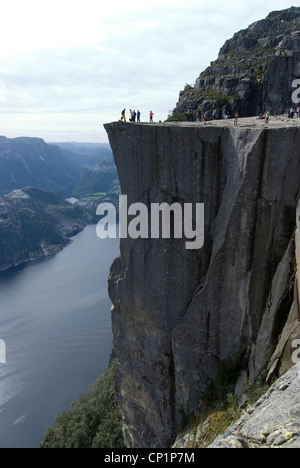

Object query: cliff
[105,118,300,448]
[173,7,300,118]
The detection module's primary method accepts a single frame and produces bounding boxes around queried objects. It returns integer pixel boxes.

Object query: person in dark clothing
[120,109,126,121]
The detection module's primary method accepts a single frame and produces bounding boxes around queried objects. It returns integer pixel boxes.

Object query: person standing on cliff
[265,110,270,124]
[137,110,141,122]
[120,109,126,122]
[149,111,154,123]
[234,112,239,126]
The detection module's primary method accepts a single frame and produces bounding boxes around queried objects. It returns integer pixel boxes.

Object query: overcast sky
[0,0,296,143]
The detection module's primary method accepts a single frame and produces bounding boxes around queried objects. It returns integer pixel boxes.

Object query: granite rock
[105,120,300,448]
[209,363,300,448]
[174,7,300,119]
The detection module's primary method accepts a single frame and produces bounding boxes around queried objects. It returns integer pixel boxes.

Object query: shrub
[39,360,124,449]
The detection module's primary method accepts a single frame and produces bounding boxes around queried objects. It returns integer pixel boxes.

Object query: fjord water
[0,225,119,448]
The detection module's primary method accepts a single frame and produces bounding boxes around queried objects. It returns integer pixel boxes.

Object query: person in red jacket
[149,111,154,123]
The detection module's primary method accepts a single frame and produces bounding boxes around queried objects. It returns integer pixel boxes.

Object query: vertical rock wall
[105,122,300,448]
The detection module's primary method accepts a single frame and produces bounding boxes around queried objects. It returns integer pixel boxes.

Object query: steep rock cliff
[174,7,300,118]
[105,120,300,448]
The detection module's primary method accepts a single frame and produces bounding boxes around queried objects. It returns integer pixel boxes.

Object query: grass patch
[84,192,107,199]
[175,359,270,448]
[185,402,242,448]
[167,111,188,122]
[199,87,240,102]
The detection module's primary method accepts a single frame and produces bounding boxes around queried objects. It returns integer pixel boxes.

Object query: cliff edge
[105,119,300,448]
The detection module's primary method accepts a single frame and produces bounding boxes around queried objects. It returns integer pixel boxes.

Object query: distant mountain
[72,158,119,197]
[52,142,113,168]
[0,187,90,272]
[0,136,118,200]
[0,136,82,197]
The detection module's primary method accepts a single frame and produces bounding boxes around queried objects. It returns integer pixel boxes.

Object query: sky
[0,0,297,143]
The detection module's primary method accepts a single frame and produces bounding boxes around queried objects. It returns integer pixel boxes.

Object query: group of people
[119,106,276,126]
[184,107,240,125]
[185,108,217,122]
[257,110,271,123]
[287,107,300,118]
[185,107,234,123]
[184,106,274,126]
[119,109,154,123]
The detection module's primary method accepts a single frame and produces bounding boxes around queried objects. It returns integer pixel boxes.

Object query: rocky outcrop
[296,201,300,309]
[173,7,300,118]
[0,187,89,271]
[105,120,300,448]
[209,362,300,448]
[249,196,300,384]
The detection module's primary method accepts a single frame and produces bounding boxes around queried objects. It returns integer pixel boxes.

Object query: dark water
[0,225,119,448]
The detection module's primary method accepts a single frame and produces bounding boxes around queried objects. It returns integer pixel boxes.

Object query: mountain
[0,136,118,199]
[0,187,90,272]
[72,158,119,197]
[172,7,300,118]
[52,142,113,168]
[0,136,82,197]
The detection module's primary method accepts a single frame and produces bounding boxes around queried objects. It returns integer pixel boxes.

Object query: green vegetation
[72,164,118,198]
[199,87,240,102]
[167,110,187,121]
[84,192,107,200]
[182,401,241,448]
[177,359,269,448]
[39,360,125,449]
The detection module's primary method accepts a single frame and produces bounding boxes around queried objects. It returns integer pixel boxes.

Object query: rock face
[105,120,300,448]
[209,362,300,448]
[174,7,300,118]
[0,187,89,271]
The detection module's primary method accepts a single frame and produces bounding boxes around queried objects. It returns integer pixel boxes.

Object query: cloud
[0,0,296,142]
[0,80,6,103]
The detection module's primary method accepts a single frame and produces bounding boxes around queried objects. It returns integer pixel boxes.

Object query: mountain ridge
[0,136,82,197]
[173,7,300,119]
[0,135,118,199]
[0,187,90,272]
